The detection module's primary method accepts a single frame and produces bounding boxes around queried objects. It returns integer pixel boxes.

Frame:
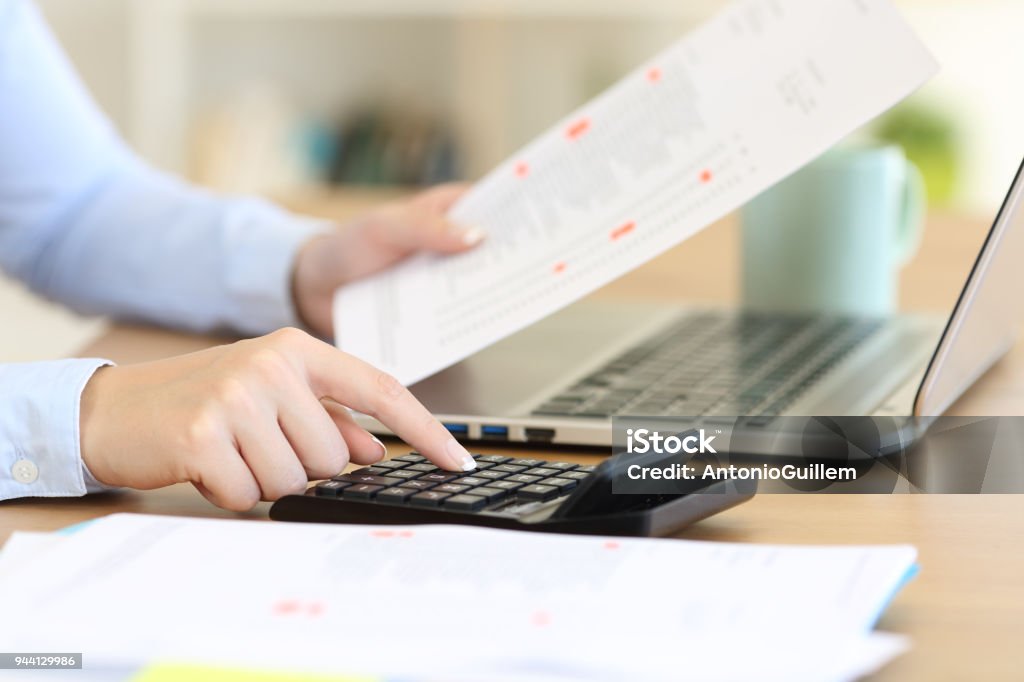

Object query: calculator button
[472,470,507,481]
[382,469,421,480]
[443,494,487,511]
[398,480,435,490]
[376,487,418,504]
[471,487,508,504]
[341,483,385,499]
[542,477,578,493]
[475,455,512,464]
[409,491,452,507]
[524,467,559,477]
[314,480,350,497]
[395,453,426,463]
[576,464,597,472]
[559,470,591,481]
[493,464,528,474]
[334,473,395,486]
[486,479,524,491]
[470,460,496,470]
[420,472,460,483]
[351,466,392,477]
[514,459,547,468]
[517,484,560,501]
[506,474,542,485]
[408,463,439,472]
[434,483,470,494]
[455,476,489,487]
[546,462,578,471]
[372,459,409,470]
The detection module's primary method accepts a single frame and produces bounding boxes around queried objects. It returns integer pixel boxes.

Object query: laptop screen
[914,157,1024,416]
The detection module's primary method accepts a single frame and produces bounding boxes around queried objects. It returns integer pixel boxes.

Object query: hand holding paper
[333,0,937,385]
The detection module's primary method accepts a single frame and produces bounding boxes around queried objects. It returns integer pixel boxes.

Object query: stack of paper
[0,514,916,681]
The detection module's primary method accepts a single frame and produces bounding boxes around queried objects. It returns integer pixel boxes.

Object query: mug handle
[894,161,927,266]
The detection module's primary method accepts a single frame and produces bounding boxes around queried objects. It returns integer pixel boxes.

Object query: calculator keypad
[313,453,591,514]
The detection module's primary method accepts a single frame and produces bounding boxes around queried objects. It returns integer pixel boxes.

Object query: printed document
[0,514,917,681]
[333,0,937,384]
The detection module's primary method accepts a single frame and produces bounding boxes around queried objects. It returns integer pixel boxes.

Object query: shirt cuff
[222,199,333,335]
[0,358,112,500]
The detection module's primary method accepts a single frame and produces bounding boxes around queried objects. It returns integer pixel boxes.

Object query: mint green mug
[740,146,926,316]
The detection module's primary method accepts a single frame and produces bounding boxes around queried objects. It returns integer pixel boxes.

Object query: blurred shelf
[171,0,955,19]
[180,0,722,19]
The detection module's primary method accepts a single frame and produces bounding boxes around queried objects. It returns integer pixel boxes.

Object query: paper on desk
[0,531,66,578]
[0,514,916,681]
[333,0,938,385]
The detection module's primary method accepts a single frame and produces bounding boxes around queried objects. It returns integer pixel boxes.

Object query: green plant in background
[875,99,962,207]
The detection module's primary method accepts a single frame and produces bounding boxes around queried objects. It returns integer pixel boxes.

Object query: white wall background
[4,0,1024,362]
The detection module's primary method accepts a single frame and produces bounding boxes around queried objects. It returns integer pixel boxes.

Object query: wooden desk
[2,207,1023,680]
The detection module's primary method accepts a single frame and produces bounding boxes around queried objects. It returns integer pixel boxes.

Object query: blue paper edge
[868,562,920,629]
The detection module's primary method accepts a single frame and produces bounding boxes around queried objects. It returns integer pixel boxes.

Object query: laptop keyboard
[532,312,882,418]
[314,453,595,513]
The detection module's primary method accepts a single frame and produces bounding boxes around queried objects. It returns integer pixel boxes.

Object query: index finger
[285,332,476,472]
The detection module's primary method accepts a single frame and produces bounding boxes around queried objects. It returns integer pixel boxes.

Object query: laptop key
[334,473,395,486]
[376,487,417,504]
[314,480,350,497]
[409,491,452,507]
[517,484,560,501]
[443,494,487,511]
[342,483,384,499]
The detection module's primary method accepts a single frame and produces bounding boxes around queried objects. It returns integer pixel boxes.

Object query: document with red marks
[0,514,917,681]
[334,0,937,385]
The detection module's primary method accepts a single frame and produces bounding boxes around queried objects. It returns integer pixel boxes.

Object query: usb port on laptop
[480,425,509,441]
[443,423,469,437]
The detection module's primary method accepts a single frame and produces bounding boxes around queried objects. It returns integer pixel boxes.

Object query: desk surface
[3,205,1023,680]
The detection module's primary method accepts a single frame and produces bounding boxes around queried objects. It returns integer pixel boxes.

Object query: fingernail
[371,435,387,461]
[445,438,477,471]
[459,226,486,246]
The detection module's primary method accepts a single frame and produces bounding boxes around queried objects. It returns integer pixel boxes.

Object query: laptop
[356,157,1024,451]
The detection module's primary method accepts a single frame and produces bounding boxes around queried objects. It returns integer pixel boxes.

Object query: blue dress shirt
[0,0,329,500]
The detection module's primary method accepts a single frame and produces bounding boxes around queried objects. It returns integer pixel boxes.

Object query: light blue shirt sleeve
[0,0,331,500]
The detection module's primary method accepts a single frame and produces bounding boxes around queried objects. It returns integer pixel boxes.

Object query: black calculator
[270,452,755,537]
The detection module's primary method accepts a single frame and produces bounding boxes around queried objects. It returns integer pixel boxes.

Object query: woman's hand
[79,328,477,511]
[291,183,483,338]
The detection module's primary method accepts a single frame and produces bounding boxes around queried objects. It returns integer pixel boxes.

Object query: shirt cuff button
[12,459,39,484]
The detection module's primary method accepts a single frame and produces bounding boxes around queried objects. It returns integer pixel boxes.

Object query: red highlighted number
[610,221,636,241]
[566,118,591,140]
